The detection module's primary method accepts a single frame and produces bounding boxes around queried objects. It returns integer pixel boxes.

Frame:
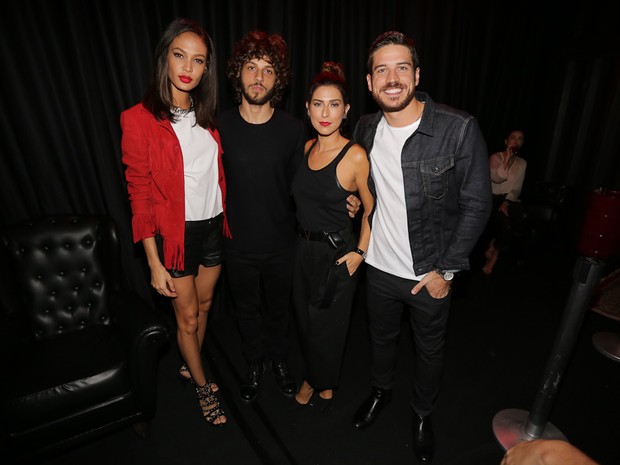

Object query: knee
[176,314,199,336]
[417,342,445,364]
[198,296,214,314]
[370,331,399,347]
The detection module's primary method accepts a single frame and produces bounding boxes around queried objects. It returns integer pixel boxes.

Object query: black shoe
[412,413,434,463]
[352,387,392,429]
[270,361,296,397]
[239,361,265,404]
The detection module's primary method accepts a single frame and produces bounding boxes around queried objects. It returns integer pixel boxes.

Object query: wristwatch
[355,248,367,259]
[434,267,454,281]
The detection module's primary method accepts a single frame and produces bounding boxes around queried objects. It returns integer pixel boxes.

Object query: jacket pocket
[420,155,454,199]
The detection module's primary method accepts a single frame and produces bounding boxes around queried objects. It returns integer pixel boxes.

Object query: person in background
[501,439,599,465]
[351,31,492,463]
[482,129,527,275]
[292,62,373,409]
[219,31,361,405]
[120,18,228,426]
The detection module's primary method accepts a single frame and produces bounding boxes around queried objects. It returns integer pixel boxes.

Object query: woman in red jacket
[121,18,229,426]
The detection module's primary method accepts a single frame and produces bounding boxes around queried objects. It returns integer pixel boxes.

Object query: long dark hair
[226,31,290,107]
[142,18,217,129]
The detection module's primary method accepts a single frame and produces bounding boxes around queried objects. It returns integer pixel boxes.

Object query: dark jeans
[224,246,294,364]
[366,265,451,417]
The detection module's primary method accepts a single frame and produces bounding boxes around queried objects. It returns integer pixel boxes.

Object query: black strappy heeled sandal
[178,364,219,392]
[195,383,226,426]
[178,364,194,383]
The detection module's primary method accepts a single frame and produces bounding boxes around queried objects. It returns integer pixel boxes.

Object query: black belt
[297,228,330,242]
[297,226,352,309]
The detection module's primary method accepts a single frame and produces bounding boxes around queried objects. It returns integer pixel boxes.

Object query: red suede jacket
[120,103,230,271]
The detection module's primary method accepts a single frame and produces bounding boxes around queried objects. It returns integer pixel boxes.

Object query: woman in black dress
[292,62,374,407]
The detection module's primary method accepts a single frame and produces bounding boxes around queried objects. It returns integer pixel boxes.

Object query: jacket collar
[414,91,434,137]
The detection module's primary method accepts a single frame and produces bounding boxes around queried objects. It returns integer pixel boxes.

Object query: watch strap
[434,267,454,281]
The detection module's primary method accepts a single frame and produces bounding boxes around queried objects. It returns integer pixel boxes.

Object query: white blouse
[171,111,223,221]
[489,151,527,202]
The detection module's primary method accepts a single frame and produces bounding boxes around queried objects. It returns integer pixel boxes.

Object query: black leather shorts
[157,214,224,278]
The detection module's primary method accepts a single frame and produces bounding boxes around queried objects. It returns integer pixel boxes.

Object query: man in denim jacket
[351,31,491,464]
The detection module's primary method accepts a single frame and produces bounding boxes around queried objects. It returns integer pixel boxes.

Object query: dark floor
[40,246,620,465]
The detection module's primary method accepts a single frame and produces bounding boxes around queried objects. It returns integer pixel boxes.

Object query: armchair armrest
[109,290,170,413]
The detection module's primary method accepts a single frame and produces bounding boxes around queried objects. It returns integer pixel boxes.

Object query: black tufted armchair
[0,215,170,463]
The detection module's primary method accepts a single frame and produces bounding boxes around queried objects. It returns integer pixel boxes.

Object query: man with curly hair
[218,31,304,404]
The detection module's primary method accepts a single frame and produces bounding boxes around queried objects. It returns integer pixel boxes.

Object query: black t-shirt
[218,107,306,253]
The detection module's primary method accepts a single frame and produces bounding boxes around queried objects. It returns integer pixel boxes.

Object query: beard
[241,83,277,106]
[373,84,415,113]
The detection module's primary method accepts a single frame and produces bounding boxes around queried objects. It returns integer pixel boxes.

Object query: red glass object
[577,189,620,259]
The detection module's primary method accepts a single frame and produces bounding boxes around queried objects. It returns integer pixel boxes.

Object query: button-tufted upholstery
[0,215,170,463]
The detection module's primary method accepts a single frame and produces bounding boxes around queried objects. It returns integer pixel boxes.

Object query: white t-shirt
[366,116,426,280]
[171,111,222,221]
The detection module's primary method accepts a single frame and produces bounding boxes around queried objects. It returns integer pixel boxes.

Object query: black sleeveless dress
[291,140,359,390]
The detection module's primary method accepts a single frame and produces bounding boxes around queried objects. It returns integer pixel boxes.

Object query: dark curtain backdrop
[1,0,619,297]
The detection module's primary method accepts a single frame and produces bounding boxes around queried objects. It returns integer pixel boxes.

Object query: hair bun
[321,61,345,80]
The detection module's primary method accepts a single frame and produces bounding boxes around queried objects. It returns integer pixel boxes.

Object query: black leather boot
[412,413,434,463]
[270,360,296,397]
[352,387,392,429]
[239,361,265,404]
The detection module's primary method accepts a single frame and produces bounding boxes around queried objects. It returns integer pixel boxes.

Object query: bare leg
[485,239,496,259]
[178,265,221,389]
[171,274,225,425]
[482,240,499,275]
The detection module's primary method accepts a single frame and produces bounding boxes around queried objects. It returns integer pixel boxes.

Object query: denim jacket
[353,92,492,275]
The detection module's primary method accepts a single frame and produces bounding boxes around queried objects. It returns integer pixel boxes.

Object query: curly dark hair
[226,31,291,107]
[367,31,420,74]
